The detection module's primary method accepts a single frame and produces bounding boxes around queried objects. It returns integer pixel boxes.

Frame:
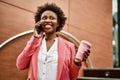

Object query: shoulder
[58,36,75,48]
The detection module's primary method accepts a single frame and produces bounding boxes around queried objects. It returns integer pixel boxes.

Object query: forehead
[41,10,57,17]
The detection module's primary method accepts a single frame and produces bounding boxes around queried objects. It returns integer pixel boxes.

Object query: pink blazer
[16,35,81,80]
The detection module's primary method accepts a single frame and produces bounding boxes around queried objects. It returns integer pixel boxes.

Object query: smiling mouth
[43,22,53,29]
[45,24,52,29]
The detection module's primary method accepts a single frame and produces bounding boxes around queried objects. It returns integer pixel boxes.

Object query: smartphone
[35,23,43,34]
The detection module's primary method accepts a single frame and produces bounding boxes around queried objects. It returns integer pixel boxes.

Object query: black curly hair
[34,3,67,31]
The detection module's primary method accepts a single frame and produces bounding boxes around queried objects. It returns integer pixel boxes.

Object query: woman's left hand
[82,49,90,61]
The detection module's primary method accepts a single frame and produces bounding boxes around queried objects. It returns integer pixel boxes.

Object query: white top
[37,37,58,80]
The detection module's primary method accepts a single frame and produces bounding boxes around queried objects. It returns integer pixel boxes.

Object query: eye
[41,16,47,20]
[50,16,55,20]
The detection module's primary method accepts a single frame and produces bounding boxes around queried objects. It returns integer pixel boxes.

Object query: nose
[45,18,52,23]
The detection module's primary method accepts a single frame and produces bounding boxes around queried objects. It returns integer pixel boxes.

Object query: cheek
[54,20,59,26]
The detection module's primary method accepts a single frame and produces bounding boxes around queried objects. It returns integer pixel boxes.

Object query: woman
[16,3,90,80]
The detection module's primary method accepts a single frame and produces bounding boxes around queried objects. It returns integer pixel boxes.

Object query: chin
[45,31,55,34]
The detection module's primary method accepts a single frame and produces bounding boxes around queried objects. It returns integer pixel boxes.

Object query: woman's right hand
[33,21,43,38]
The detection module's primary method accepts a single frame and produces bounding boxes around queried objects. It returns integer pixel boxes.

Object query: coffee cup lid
[81,40,92,48]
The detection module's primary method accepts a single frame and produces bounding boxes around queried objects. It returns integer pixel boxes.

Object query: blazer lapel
[57,36,65,80]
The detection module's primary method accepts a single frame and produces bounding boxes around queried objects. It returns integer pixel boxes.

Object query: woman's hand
[74,49,90,66]
[75,49,90,61]
[82,49,90,61]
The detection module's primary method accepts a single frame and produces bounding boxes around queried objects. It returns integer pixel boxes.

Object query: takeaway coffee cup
[75,40,91,61]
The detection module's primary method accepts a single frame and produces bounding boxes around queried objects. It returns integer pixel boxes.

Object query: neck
[45,33,57,41]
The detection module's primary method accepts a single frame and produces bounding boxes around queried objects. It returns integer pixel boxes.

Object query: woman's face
[40,10,59,34]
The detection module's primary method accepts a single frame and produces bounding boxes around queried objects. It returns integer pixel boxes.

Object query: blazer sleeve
[16,36,40,70]
[69,44,81,80]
